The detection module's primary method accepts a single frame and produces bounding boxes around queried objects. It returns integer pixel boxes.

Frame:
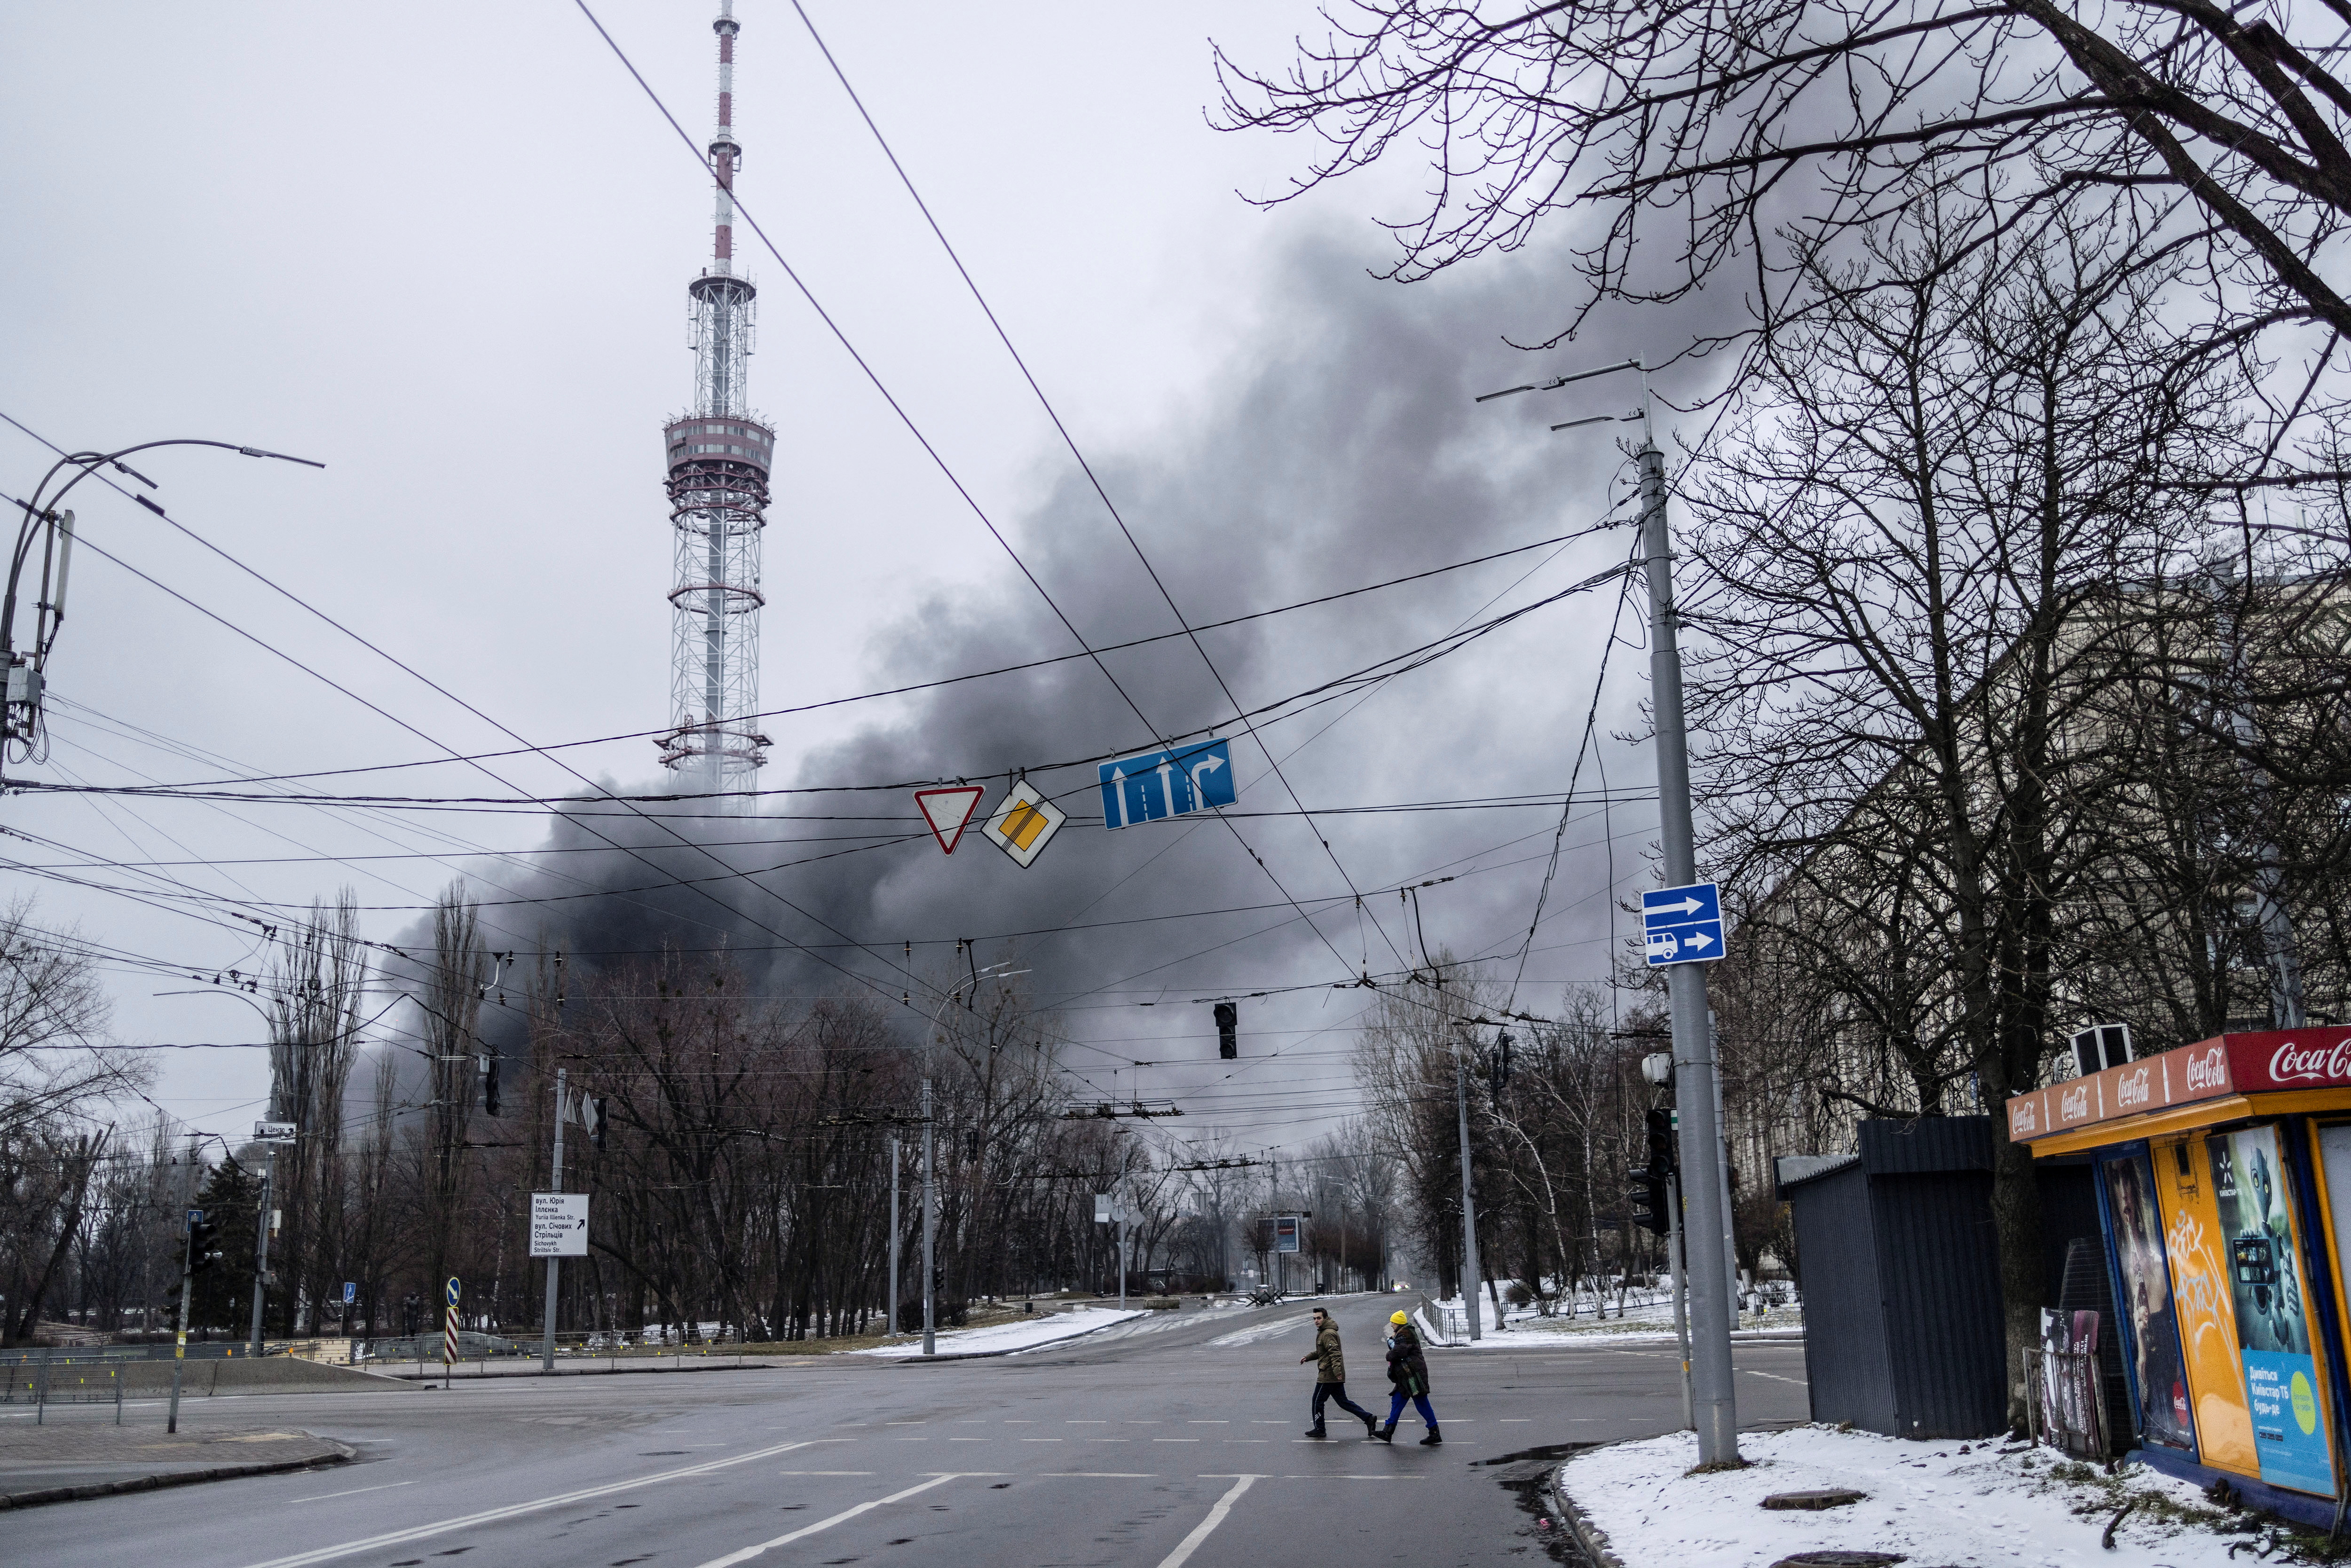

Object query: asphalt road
[9,1294,1808,1568]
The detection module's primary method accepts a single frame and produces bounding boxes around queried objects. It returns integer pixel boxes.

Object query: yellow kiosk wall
[2154,1134,2259,1476]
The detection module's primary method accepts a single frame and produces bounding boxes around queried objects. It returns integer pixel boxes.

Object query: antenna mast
[658,0,771,796]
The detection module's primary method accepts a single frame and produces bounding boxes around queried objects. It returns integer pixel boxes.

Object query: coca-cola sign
[2263,1036,2351,1087]
[2184,1045,2229,1094]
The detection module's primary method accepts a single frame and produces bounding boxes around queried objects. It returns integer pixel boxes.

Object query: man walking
[1375,1309,1441,1445]
[1298,1306,1380,1439]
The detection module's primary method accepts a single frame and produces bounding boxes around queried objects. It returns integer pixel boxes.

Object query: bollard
[34,1348,50,1426]
[115,1365,124,1425]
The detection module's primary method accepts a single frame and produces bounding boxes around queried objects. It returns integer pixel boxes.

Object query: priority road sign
[913,785,986,854]
[1097,739,1234,829]
[529,1192,590,1257]
[979,778,1066,868]
[1641,881,1725,966]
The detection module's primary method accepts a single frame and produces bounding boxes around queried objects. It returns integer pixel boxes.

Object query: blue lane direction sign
[1097,739,1235,829]
[1641,881,1725,966]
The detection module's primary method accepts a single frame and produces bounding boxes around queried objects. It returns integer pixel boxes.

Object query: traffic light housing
[188,1213,222,1275]
[585,1095,608,1150]
[1214,1002,1237,1060]
[1628,1166,1672,1234]
[480,1053,501,1117]
[1490,1032,1513,1099]
[1645,1107,1677,1181]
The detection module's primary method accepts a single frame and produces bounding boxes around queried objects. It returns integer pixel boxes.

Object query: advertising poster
[2211,1127,2335,1494]
[2104,1150,2197,1450]
[2157,1137,2257,1473]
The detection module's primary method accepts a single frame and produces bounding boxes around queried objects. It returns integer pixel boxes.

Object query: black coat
[1385,1325,1430,1395]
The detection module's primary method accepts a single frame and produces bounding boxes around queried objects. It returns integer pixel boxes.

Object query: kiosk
[2008,1030,2351,1523]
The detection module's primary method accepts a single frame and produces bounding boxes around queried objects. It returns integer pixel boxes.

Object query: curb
[1548,1455,1627,1568]
[382,1359,775,1380]
[0,1441,355,1511]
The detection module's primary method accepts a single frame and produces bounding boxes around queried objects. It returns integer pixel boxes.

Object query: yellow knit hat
[1390,1310,1409,1324]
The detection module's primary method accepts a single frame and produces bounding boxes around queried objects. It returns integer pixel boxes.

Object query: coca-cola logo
[2061,1084,2091,1120]
[2267,1037,2351,1085]
[2117,1067,2153,1108]
[2185,1046,2228,1093]
[2013,1098,2039,1134]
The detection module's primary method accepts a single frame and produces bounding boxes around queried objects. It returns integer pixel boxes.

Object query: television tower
[658,0,770,796]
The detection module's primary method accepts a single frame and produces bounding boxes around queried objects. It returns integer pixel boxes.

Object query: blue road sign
[343,1281,357,1305]
[1641,881,1725,966]
[445,1276,462,1307]
[1097,739,1235,829]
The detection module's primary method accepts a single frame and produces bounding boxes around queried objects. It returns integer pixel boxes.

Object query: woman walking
[1376,1309,1441,1445]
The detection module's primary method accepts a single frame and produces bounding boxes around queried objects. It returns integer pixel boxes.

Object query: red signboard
[2006,1029,2351,1143]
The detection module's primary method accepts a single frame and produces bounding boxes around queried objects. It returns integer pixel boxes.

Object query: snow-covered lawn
[1562,1426,2273,1568]
[846,1306,1144,1358]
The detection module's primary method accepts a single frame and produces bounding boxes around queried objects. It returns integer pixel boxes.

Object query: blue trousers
[1387,1391,1438,1429]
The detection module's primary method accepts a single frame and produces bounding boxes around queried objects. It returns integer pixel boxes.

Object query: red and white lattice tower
[658,0,770,795]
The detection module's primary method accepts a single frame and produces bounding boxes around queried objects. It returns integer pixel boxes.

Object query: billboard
[2103,1150,2196,1450]
[1274,1215,1301,1254]
[2210,1127,2334,1494]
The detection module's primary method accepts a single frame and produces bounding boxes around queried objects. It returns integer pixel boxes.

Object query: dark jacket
[1386,1324,1429,1395]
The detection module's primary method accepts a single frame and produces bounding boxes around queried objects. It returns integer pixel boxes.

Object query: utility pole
[1669,1172,1692,1429]
[167,1213,194,1434]
[540,1067,566,1372]
[247,1145,275,1357]
[888,1132,900,1338]
[1637,434,1739,1464]
[921,1076,936,1357]
[1454,1049,1482,1340]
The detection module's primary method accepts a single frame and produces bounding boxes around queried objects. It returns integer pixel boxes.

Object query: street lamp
[5,438,321,758]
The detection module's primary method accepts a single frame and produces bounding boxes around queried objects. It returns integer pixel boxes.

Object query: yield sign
[914,786,987,854]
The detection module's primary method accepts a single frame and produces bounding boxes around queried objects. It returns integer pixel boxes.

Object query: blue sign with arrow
[1641,882,1725,966]
[1098,739,1235,828]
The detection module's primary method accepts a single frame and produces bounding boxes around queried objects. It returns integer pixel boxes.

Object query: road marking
[1501,1418,1532,1423]
[1152,1438,1200,1443]
[1067,1419,1108,1424]
[777,1471,874,1475]
[1154,1474,1259,1568]
[1282,1474,1427,1481]
[286,1481,415,1505]
[1744,1370,1806,1385]
[1018,1437,1064,1442]
[1187,1419,1229,1424]
[236,1441,816,1568]
[691,1473,961,1568]
[1046,1472,1156,1478]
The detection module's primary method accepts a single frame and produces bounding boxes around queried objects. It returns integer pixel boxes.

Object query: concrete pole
[1456,1051,1482,1340]
[888,1133,900,1338]
[247,1147,274,1357]
[1711,1053,1739,1324]
[921,1077,936,1356]
[541,1068,566,1372]
[167,1221,192,1434]
[1640,438,1738,1464]
[1118,1158,1128,1312]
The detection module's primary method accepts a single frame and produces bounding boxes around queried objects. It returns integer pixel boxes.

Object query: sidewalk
[1553,1425,2263,1568]
[0,1424,353,1510]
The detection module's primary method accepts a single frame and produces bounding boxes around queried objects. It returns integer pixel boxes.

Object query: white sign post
[529,1192,589,1258]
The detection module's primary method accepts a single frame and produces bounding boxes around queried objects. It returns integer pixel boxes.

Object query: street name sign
[529,1192,589,1257]
[1098,739,1235,829]
[980,778,1066,868]
[912,785,986,854]
[1641,881,1725,966]
[253,1120,297,1142]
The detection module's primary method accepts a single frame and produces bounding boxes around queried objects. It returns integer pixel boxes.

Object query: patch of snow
[846,1306,1144,1357]
[1562,1425,2249,1568]
[1208,1315,1316,1348]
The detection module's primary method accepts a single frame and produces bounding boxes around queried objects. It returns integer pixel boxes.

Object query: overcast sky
[0,2,1707,1163]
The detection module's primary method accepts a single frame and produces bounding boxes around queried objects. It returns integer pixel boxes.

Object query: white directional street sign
[1641,881,1726,966]
[913,786,987,854]
[979,778,1066,868]
[253,1120,297,1142]
[529,1192,589,1257]
[1097,739,1235,828]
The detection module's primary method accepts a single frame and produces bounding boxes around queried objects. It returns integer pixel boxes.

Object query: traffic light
[1490,1032,1513,1099]
[1214,1002,1237,1059]
[1628,1166,1672,1234]
[1645,1107,1677,1180]
[480,1053,501,1117]
[584,1095,608,1150]
[188,1213,222,1275]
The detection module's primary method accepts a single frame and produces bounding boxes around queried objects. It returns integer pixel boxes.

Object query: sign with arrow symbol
[1641,881,1725,967]
[529,1192,589,1257]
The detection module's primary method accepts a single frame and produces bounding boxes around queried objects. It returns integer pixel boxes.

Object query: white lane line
[691,1473,961,1568]
[1154,1474,1260,1568]
[1046,1472,1157,1478]
[1744,1370,1806,1385]
[286,1481,415,1505]
[237,1441,815,1568]
[777,1470,874,1475]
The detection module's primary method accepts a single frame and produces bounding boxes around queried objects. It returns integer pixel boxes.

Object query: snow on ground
[1562,1425,2257,1568]
[1418,1294,1803,1347]
[1207,1315,1315,1348]
[846,1306,1144,1357]
[1080,1301,1249,1345]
